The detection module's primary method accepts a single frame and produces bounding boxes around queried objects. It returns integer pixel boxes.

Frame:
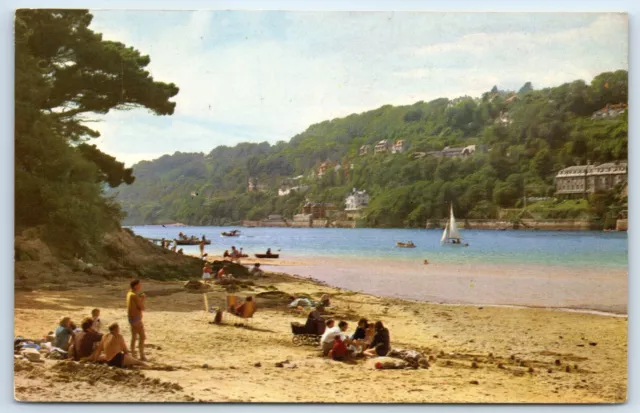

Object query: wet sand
[14,271,627,403]
[258,256,628,314]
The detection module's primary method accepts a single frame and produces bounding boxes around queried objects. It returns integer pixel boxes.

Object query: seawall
[243,219,615,231]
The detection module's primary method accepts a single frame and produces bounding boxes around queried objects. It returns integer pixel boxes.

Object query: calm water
[127,226,627,269]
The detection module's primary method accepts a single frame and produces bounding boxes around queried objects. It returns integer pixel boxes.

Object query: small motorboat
[254,253,279,259]
[221,230,241,237]
[396,241,416,248]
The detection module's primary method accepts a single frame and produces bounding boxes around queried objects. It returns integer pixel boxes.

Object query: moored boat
[254,253,279,259]
[221,230,241,237]
[396,241,416,248]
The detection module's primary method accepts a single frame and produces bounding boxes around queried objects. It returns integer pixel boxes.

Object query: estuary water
[128,226,628,313]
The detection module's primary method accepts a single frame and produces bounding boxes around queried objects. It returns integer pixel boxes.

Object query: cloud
[87,11,628,166]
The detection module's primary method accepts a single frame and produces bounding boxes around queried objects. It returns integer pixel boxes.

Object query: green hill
[114,70,628,228]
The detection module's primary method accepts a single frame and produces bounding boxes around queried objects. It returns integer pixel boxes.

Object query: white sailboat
[441,204,467,246]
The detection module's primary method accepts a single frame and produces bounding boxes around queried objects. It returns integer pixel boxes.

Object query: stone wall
[616,219,628,231]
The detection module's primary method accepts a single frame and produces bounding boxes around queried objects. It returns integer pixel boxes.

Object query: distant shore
[127,219,628,232]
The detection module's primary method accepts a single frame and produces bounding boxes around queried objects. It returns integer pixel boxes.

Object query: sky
[87,11,628,166]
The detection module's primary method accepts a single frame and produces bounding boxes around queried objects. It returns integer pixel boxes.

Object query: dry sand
[14,271,627,403]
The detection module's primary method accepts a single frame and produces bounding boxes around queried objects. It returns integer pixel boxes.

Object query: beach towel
[288,298,313,308]
[370,356,408,370]
[21,348,42,362]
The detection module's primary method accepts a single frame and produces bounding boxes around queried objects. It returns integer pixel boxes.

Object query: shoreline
[272,270,628,318]
[129,223,628,232]
[192,254,628,317]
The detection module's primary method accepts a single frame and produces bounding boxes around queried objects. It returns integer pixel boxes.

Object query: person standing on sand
[127,280,147,361]
[199,240,206,258]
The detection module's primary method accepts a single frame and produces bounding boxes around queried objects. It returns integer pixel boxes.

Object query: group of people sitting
[53,309,146,368]
[320,318,390,362]
[202,262,264,282]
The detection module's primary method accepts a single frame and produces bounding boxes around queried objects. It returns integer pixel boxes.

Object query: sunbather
[94,322,146,368]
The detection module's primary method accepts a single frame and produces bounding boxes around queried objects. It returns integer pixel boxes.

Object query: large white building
[345,188,370,211]
[555,162,627,196]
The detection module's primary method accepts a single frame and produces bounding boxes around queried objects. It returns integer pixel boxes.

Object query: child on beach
[202,263,213,282]
[328,335,351,361]
[91,308,102,332]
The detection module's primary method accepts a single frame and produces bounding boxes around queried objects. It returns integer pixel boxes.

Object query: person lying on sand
[94,322,147,368]
[54,317,74,351]
[70,317,103,361]
[363,321,390,358]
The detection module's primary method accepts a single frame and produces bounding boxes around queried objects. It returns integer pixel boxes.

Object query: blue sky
[88,11,628,166]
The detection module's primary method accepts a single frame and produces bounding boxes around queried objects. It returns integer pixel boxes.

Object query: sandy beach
[14,270,627,403]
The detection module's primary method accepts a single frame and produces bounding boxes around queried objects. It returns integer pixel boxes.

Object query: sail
[448,204,461,240]
[440,222,449,243]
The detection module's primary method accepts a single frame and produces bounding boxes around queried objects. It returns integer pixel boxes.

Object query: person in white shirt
[320,319,339,355]
[320,320,351,356]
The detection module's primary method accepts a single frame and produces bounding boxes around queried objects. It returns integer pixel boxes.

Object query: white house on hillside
[345,188,370,211]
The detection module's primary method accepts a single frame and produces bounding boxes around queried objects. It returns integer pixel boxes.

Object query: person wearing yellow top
[127,279,147,361]
[94,322,146,368]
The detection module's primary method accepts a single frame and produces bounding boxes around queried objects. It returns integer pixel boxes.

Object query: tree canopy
[15,9,179,255]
